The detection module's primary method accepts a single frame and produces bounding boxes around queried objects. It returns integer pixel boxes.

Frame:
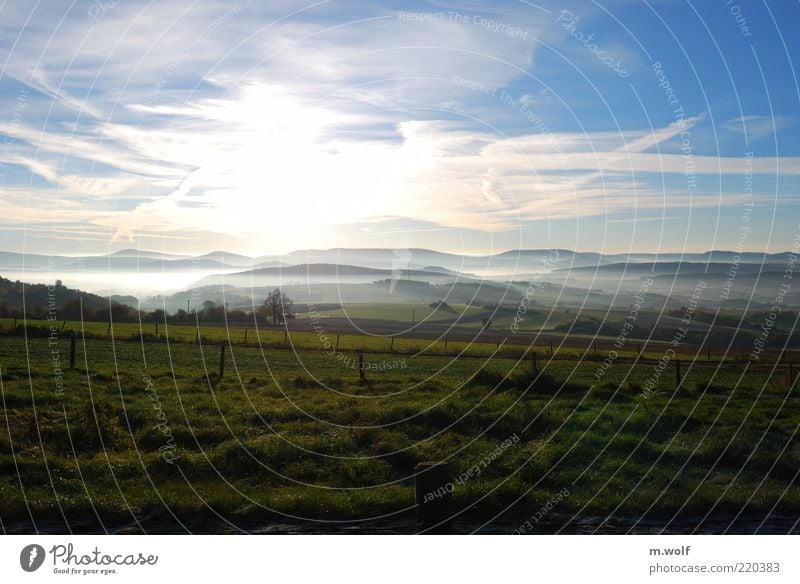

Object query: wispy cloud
[1,0,797,254]
[6,89,792,245]
[722,115,794,140]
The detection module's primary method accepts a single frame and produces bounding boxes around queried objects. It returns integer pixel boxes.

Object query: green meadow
[0,322,798,533]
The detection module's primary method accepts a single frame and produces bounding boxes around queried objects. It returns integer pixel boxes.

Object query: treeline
[0,276,134,315]
[0,276,305,325]
[0,298,272,325]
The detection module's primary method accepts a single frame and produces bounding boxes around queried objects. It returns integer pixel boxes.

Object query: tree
[198,300,227,322]
[61,298,91,320]
[260,288,293,325]
[109,302,137,323]
[147,309,167,324]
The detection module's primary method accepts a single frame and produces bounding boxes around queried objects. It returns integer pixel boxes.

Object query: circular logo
[20,544,46,572]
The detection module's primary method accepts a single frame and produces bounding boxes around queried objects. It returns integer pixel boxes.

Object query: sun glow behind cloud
[0,0,797,254]
[114,84,457,240]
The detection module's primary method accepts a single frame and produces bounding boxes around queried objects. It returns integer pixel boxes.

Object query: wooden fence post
[219,344,226,378]
[244,329,248,343]
[444,339,448,352]
[675,359,681,388]
[69,332,76,369]
[336,334,340,351]
[155,322,159,336]
[531,351,538,375]
[414,462,454,534]
[358,350,365,381]
[390,337,394,352]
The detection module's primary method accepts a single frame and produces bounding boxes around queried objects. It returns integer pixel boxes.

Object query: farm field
[1,316,777,363]
[1,328,798,534]
[297,302,485,323]
[296,302,604,332]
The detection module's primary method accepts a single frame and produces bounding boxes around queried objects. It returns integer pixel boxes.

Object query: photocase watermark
[0,88,30,193]
[641,280,707,397]
[48,543,158,576]
[307,305,407,371]
[20,544,46,572]
[723,0,753,38]
[143,373,181,464]
[451,75,500,98]
[398,11,529,40]
[652,61,698,195]
[556,10,629,78]
[449,11,529,40]
[721,152,755,301]
[136,2,246,116]
[511,250,560,333]
[450,76,573,180]
[499,93,563,157]
[44,246,66,395]
[593,277,652,382]
[422,434,519,502]
[513,487,570,533]
[87,0,119,22]
[750,226,800,360]
[46,291,65,396]
[339,354,407,372]
[21,542,158,575]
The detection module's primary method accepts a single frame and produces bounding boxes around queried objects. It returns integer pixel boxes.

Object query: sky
[0,0,798,257]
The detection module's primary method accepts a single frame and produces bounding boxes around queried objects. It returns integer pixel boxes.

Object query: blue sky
[0,0,797,256]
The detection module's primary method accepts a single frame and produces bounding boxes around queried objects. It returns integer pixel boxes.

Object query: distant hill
[556,261,782,276]
[1,247,790,276]
[193,263,471,287]
[195,251,258,267]
[421,265,467,275]
[0,275,136,315]
[108,249,188,260]
[0,247,794,298]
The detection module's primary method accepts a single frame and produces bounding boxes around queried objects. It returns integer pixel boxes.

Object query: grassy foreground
[0,331,798,533]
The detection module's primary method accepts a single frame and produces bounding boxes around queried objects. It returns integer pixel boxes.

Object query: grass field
[298,302,485,322]
[1,322,799,533]
[297,302,582,332]
[0,316,771,362]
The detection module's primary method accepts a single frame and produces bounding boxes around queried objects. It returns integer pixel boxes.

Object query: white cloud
[722,115,794,140]
[1,1,797,253]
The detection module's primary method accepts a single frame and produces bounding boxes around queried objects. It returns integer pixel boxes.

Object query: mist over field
[2,246,795,310]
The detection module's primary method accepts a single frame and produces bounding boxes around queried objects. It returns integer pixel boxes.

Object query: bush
[466,368,510,389]
[293,375,312,388]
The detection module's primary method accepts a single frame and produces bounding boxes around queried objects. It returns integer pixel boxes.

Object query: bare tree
[260,288,293,325]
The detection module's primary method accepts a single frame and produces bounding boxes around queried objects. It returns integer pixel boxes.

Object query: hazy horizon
[1,244,799,258]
